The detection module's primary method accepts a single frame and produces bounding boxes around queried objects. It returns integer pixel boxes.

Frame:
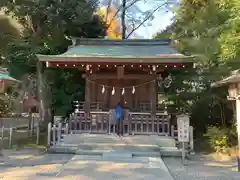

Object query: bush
[0,94,13,117]
[228,124,238,147]
[204,126,230,153]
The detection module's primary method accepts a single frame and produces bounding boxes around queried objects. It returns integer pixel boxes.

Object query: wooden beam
[83,73,156,80]
[117,66,124,79]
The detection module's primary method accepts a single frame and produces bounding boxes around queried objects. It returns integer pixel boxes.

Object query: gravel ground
[163,155,240,180]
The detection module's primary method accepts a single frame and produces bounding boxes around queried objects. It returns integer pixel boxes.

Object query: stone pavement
[2,149,240,180]
[163,155,240,180]
[0,150,174,180]
[55,155,174,180]
[61,134,176,147]
[51,134,181,157]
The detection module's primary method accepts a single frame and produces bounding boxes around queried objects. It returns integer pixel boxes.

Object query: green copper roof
[59,44,182,57]
[38,39,190,59]
[0,73,18,82]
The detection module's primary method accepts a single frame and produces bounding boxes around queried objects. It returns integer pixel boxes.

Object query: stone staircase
[48,134,189,157]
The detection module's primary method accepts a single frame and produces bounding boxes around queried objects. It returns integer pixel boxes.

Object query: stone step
[102,151,132,160]
[49,134,180,158]
[61,134,177,148]
[48,145,188,158]
[48,146,78,154]
[48,145,162,157]
[160,147,189,157]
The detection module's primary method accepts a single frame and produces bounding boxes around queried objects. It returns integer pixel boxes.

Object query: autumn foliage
[98,7,122,39]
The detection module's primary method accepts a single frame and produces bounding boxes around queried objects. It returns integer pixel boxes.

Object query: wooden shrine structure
[0,67,19,93]
[37,38,194,136]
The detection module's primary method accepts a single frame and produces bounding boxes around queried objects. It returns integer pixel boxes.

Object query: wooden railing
[70,111,109,134]
[47,120,194,152]
[47,122,68,146]
[68,111,170,136]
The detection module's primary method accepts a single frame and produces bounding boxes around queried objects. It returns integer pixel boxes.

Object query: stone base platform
[49,134,188,157]
[56,155,175,180]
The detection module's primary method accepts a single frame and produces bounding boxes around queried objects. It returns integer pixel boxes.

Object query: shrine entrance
[37,38,194,136]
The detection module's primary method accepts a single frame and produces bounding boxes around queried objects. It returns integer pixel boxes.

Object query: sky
[100,0,176,39]
[132,1,175,38]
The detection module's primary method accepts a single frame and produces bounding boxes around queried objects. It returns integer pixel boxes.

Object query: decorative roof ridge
[231,69,240,75]
[70,37,172,47]
[0,67,9,75]
[212,69,240,87]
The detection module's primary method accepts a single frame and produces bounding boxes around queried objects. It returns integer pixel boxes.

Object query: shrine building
[37,38,194,136]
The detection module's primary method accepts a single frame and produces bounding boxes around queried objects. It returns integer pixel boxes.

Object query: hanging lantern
[122,88,125,95]
[132,86,135,94]
[86,65,90,71]
[101,85,105,94]
[152,65,156,71]
[112,87,115,95]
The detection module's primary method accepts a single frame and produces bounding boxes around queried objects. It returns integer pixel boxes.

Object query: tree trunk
[37,61,47,122]
[121,0,126,39]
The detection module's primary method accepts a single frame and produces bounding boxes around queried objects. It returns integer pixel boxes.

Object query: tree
[156,0,239,134]
[0,93,13,117]
[102,0,178,39]
[0,11,22,65]
[0,0,106,119]
[98,7,122,39]
[218,0,240,63]
[153,24,174,38]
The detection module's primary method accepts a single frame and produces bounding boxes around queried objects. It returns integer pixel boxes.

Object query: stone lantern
[212,69,240,171]
[228,83,240,99]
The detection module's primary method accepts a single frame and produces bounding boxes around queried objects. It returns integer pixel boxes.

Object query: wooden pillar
[85,78,90,112]
[236,98,240,171]
[103,79,108,109]
[133,80,137,109]
[150,80,157,116]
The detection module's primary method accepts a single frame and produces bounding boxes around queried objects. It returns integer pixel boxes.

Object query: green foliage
[173,0,239,70]
[154,24,174,39]
[0,12,21,65]
[154,0,239,136]
[0,0,106,116]
[0,94,13,117]
[219,0,240,62]
[204,125,237,153]
[204,126,229,153]
[44,68,85,115]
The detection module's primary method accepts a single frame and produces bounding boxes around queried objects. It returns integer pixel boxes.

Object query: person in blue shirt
[115,103,125,136]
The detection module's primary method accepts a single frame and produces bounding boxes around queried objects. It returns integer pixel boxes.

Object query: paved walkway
[1,149,240,180]
[0,150,173,180]
[56,155,173,180]
[163,155,240,180]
